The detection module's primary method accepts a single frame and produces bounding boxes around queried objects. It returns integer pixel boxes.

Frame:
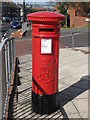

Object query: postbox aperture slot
[39,28,54,33]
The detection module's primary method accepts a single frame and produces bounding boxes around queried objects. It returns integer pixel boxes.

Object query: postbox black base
[32,91,59,114]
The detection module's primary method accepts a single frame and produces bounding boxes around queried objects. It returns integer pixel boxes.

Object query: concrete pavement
[12,47,89,119]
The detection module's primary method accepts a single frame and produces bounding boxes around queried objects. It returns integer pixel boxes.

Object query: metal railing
[60,32,79,48]
[1,29,12,42]
[0,37,15,119]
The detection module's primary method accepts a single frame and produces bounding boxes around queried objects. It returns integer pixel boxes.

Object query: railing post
[7,41,11,82]
[0,44,7,119]
[11,39,14,66]
[71,33,75,48]
[4,43,9,93]
[0,38,15,119]
[11,40,13,67]
[0,50,3,119]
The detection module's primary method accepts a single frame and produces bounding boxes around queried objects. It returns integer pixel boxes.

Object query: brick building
[54,2,89,28]
[67,6,89,28]
[2,2,18,18]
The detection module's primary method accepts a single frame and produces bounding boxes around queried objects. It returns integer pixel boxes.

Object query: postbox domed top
[27,11,66,23]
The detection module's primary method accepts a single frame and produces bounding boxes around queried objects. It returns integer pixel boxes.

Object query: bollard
[27,11,66,114]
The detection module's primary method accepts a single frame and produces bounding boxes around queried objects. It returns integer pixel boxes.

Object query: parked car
[12,17,23,23]
[2,17,11,22]
[11,20,22,29]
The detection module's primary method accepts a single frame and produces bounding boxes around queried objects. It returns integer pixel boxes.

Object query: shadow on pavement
[59,75,89,119]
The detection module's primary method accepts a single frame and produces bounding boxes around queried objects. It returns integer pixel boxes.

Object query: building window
[75,11,77,16]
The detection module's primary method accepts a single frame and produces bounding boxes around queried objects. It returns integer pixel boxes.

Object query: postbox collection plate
[41,38,52,54]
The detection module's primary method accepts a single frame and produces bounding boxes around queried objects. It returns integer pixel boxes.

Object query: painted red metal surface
[27,11,66,23]
[27,11,65,95]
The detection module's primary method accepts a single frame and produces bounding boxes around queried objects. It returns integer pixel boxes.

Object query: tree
[57,2,67,26]
[56,2,90,27]
[67,2,90,16]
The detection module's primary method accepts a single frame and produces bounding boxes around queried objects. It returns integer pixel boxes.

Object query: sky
[13,0,89,3]
[13,0,52,3]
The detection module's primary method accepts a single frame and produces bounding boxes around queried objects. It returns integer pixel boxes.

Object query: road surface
[18,26,89,48]
[60,27,89,48]
[15,27,89,56]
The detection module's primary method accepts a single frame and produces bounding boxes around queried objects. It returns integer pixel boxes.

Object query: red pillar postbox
[27,11,65,114]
